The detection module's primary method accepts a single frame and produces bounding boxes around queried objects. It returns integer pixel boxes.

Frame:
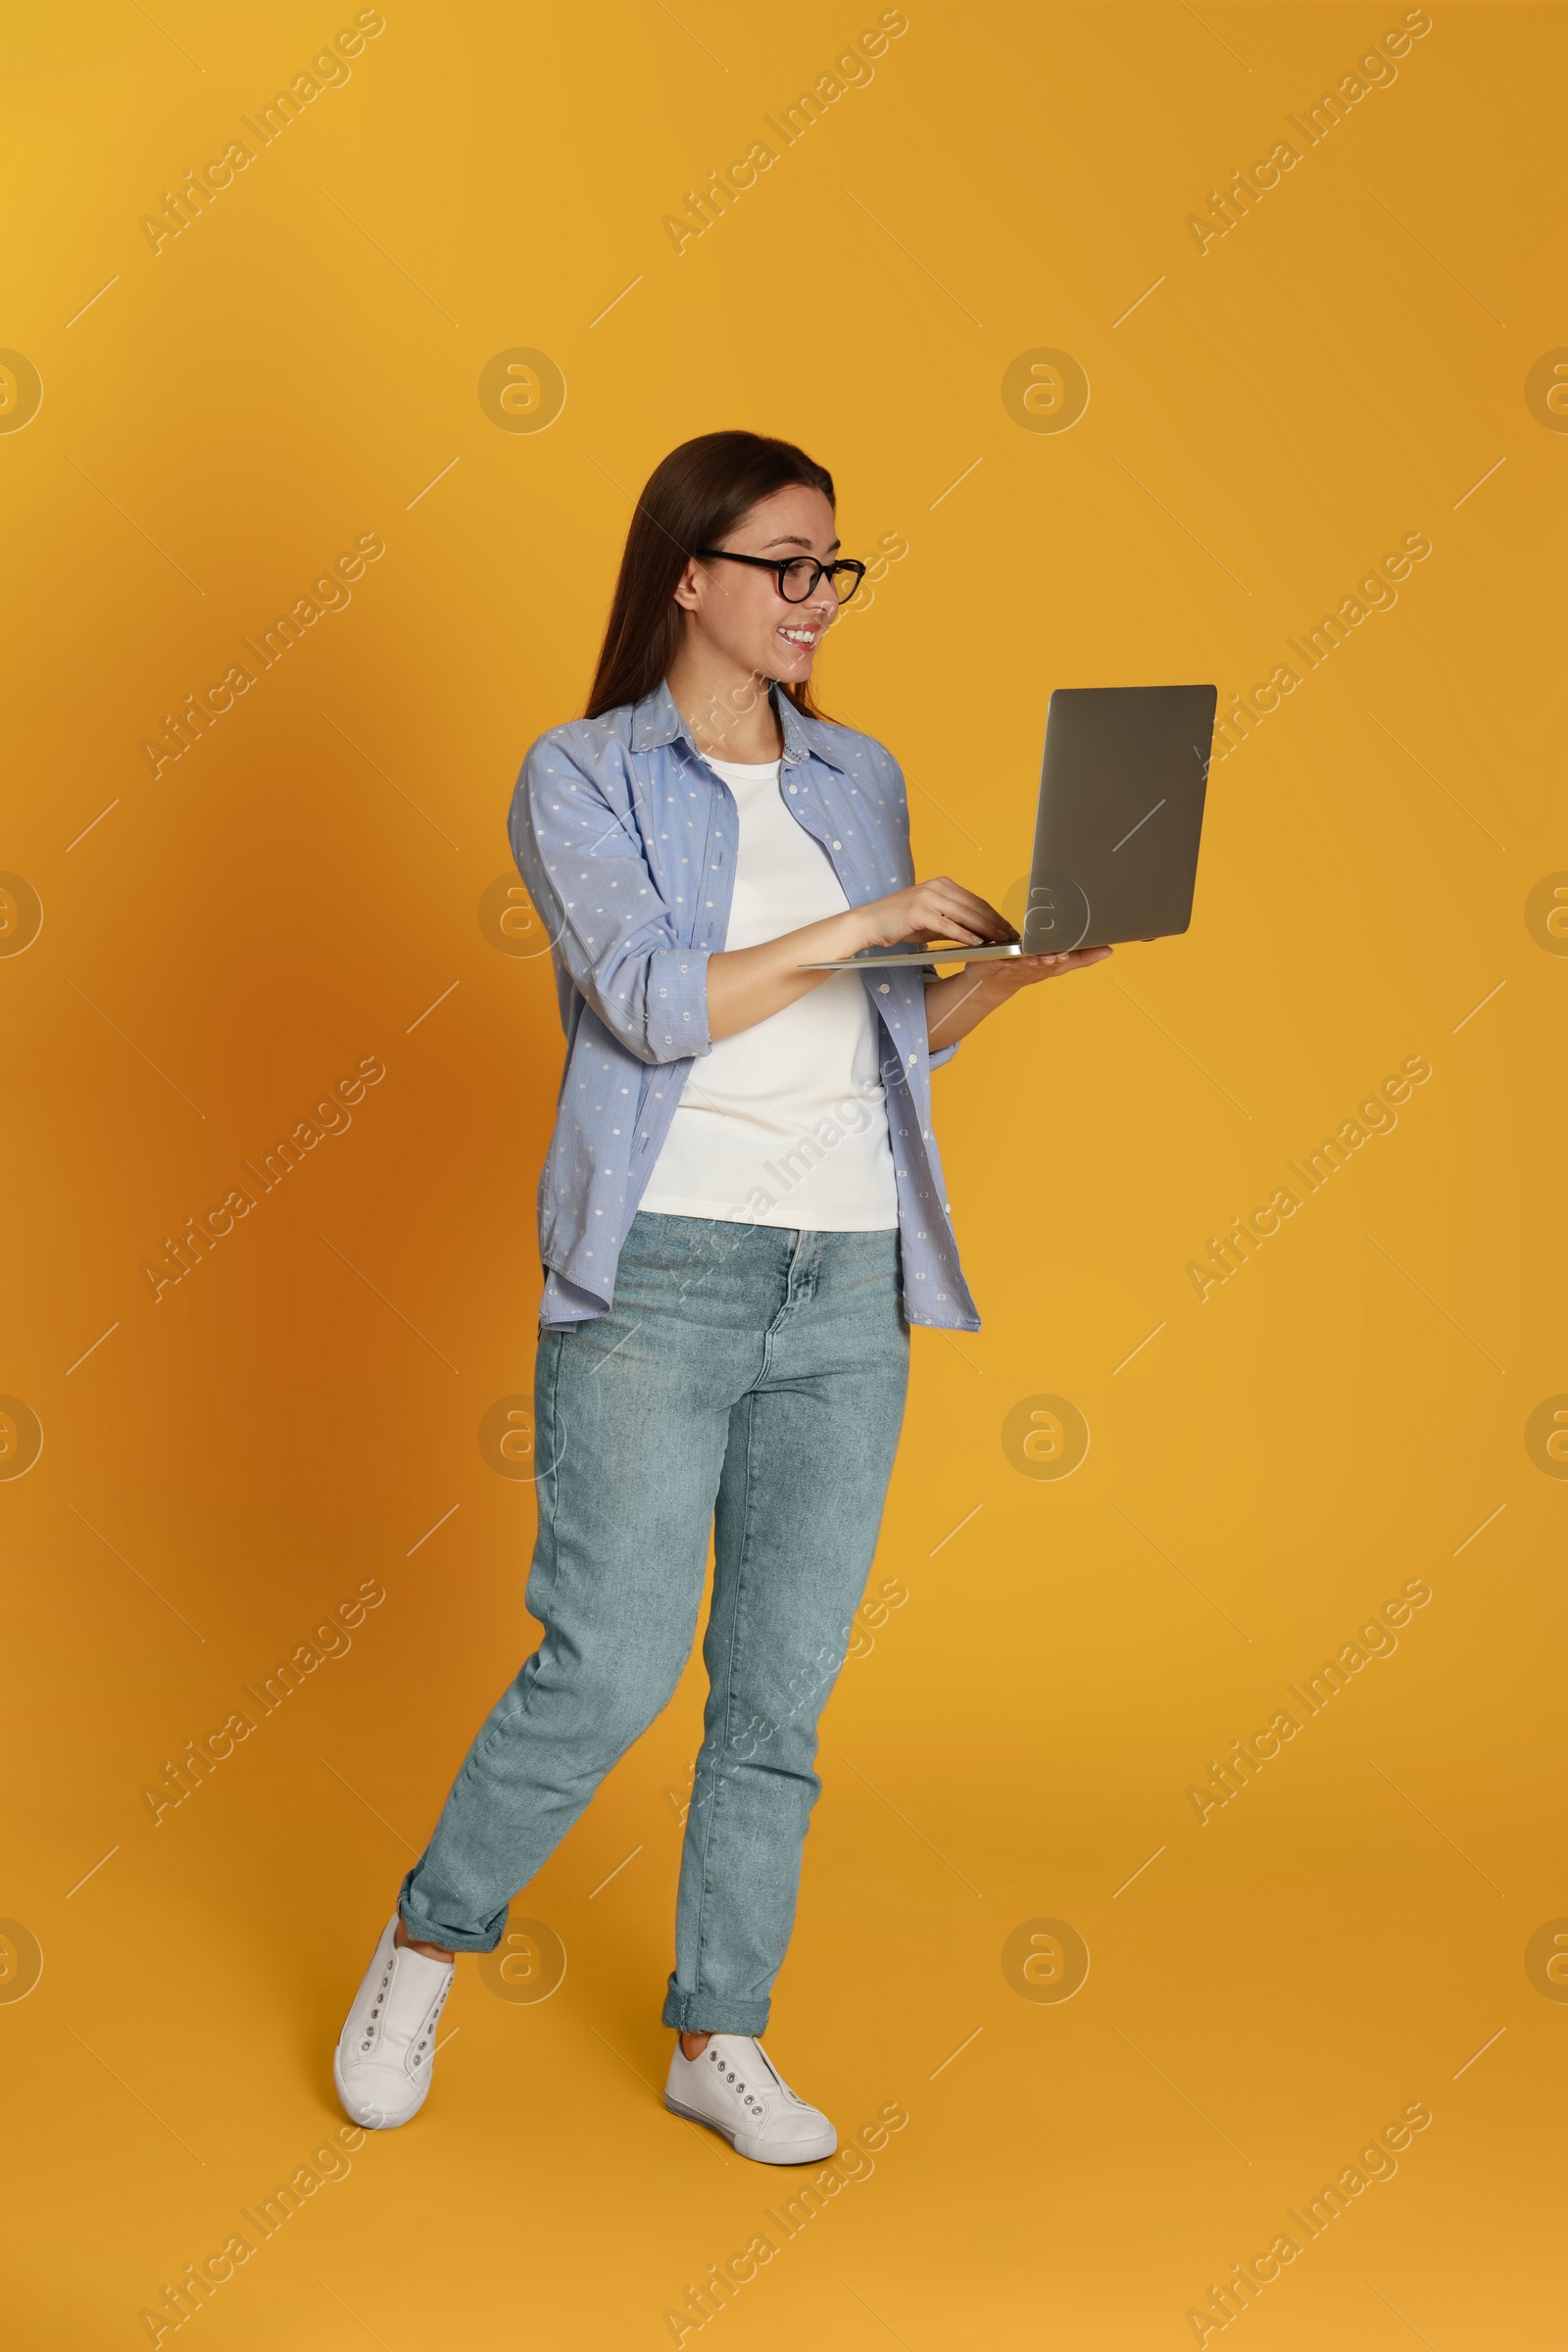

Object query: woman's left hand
[924,942,1115,1052]
[1004,945,1114,985]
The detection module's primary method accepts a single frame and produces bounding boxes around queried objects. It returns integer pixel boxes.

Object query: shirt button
[878,984,890,995]
[788,785,798,795]
[832,840,842,850]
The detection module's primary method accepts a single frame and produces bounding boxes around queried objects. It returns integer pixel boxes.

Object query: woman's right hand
[852,876,1017,954]
[709,876,1015,1043]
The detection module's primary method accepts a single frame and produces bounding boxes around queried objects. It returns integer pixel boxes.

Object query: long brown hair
[584,430,840,722]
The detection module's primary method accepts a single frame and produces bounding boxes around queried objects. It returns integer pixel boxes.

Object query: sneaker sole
[664,2093,837,2166]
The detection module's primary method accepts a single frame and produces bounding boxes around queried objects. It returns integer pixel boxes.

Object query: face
[673,483,841,686]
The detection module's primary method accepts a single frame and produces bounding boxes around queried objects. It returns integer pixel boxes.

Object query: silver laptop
[802,683,1217,968]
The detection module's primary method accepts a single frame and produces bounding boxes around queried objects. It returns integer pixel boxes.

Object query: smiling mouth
[777,624,819,650]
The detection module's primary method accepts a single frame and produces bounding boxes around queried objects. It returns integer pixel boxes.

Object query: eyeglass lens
[779,559,861,605]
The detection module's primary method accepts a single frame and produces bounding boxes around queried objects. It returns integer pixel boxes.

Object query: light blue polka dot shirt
[509,679,980,1333]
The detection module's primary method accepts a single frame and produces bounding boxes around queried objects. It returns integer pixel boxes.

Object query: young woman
[333,429,1109,2161]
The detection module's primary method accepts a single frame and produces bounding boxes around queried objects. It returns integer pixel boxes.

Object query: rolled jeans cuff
[662,1980,771,2037]
[397,1866,507,1956]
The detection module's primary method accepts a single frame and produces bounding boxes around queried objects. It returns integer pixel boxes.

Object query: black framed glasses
[696,548,867,605]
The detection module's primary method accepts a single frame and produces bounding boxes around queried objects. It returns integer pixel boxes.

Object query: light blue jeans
[399,1212,909,2035]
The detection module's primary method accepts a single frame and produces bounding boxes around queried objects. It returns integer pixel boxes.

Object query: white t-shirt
[639,757,901,1230]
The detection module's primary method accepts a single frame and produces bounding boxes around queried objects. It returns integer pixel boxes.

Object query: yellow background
[3,2,1563,2342]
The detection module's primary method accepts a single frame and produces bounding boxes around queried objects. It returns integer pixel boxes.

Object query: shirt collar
[627,678,847,773]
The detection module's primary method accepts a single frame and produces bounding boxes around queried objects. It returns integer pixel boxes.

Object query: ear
[671,558,704,613]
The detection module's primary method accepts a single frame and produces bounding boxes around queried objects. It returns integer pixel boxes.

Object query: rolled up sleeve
[510,737,711,1065]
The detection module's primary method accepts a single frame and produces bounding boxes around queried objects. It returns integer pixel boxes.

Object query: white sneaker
[333,1916,454,2131]
[664,2032,837,2165]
